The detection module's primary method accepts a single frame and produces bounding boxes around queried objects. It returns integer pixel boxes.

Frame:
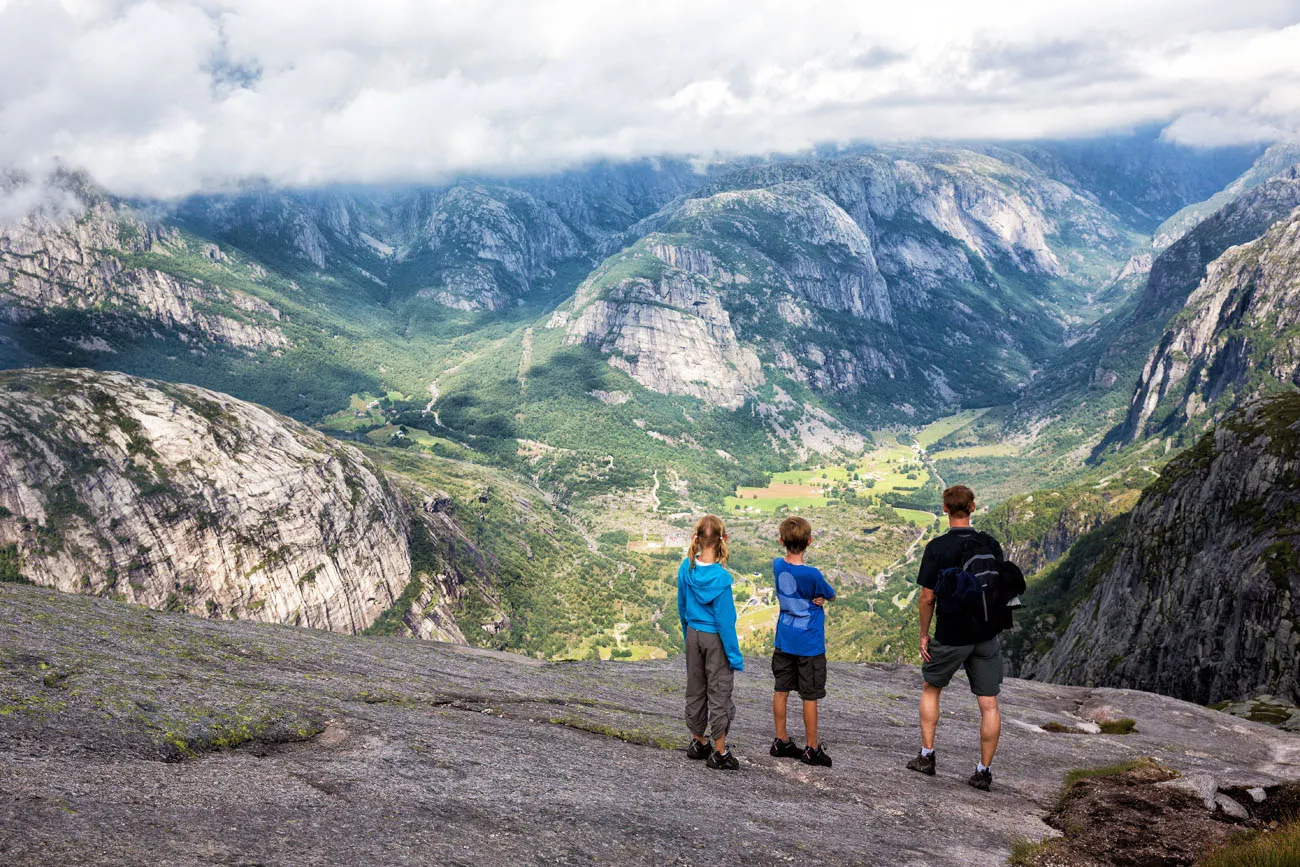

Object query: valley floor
[3,582,1297,866]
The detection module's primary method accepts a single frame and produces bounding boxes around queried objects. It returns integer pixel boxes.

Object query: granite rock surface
[2,581,1297,867]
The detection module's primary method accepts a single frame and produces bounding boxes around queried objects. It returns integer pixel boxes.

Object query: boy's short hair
[942,485,976,518]
[779,516,813,553]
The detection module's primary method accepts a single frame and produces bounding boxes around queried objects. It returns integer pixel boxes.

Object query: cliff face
[175,161,702,311]
[1030,393,1300,705]
[564,263,765,409]
[0,185,288,353]
[0,368,416,634]
[564,147,1132,418]
[982,486,1136,577]
[1153,144,1300,249]
[407,184,583,311]
[1124,207,1300,442]
[1132,168,1300,328]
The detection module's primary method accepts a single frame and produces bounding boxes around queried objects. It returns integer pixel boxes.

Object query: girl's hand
[812,596,825,607]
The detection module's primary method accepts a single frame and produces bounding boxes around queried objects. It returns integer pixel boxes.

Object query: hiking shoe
[686,739,712,761]
[801,745,832,768]
[906,750,936,776]
[968,768,993,791]
[770,737,803,759]
[706,749,740,771]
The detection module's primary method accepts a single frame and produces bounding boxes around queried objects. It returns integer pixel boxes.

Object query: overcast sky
[1,0,1299,199]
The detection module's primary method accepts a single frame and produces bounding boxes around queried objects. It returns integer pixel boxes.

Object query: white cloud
[1,0,1299,198]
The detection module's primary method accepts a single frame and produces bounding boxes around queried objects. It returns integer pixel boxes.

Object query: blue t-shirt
[773,558,836,657]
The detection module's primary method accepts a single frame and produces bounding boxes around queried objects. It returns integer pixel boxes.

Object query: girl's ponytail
[688,515,729,569]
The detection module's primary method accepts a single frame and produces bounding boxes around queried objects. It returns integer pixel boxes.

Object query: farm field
[318,392,410,432]
[915,408,990,448]
[362,423,455,449]
[929,443,1018,460]
[894,508,938,528]
[725,438,932,515]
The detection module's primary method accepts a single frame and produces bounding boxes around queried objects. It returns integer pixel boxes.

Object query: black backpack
[935,534,1026,633]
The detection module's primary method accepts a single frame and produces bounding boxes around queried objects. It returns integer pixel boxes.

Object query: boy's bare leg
[773,691,790,741]
[920,683,942,750]
[692,733,708,744]
[713,733,727,754]
[802,698,819,748]
[977,695,1001,766]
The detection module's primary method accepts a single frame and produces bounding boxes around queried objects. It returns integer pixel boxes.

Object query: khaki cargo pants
[685,627,736,741]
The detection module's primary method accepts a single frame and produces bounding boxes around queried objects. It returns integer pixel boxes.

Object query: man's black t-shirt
[917,527,1005,646]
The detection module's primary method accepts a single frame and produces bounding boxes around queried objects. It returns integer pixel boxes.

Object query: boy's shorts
[772,649,827,701]
[922,637,1003,697]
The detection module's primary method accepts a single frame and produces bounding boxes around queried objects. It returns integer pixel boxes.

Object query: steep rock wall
[0,368,412,634]
[1125,207,1300,441]
[1032,393,1300,704]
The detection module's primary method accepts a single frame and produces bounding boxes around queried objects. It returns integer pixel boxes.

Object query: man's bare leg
[920,683,942,749]
[977,695,1001,767]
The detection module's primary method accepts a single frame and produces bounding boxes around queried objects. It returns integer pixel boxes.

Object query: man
[906,484,1005,792]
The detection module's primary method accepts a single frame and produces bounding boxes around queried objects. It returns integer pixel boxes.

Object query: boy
[769,516,836,767]
[906,484,1007,791]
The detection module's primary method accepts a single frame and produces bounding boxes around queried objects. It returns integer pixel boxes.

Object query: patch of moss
[1061,757,1168,792]
[1009,837,1063,867]
[545,715,678,750]
[1246,702,1292,726]
[1041,721,1086,734]
[155,710,325,761]
[0,694,67,718]
[1098,718,1138,735]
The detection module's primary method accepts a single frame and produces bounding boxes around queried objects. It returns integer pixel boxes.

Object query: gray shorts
[922,637,1003,697]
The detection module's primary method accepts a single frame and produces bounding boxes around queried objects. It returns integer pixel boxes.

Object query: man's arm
[916,544,937,661]
[918,587,936,662]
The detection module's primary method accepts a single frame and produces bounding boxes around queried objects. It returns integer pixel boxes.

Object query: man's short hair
[942,485,976,518]
[779,516,813,553]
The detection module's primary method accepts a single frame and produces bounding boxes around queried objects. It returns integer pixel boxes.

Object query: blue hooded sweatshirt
[676,558,744,671]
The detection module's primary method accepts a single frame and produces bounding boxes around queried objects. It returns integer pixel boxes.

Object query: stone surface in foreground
[2,582,1297,867]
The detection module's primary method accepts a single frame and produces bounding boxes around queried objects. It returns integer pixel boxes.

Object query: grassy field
[929,443,1019,460]
[725,438,931,515]
[724,494,828,513]
[895,508,939,528]
[916,409,990,448]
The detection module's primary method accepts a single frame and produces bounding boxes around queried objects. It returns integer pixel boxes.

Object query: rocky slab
[2,582,1297,866]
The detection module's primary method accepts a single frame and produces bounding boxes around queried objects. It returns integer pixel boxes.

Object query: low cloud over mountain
[1,0,1299,198]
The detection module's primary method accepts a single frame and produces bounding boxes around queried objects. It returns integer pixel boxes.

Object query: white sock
[977,762,990,773]
[921,747,934,757]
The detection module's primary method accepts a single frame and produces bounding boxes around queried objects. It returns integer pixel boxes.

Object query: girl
[676,514,744,770]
